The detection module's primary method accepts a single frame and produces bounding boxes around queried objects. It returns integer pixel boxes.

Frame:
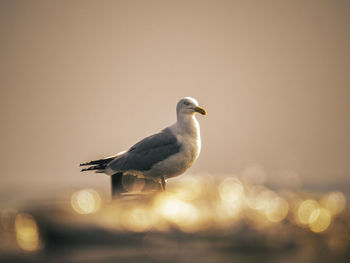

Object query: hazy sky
[1,0,349,196]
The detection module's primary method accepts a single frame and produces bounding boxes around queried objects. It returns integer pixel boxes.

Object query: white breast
[144,116,201,180]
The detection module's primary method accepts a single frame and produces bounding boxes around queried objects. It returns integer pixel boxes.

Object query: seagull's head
[176,97,207,117]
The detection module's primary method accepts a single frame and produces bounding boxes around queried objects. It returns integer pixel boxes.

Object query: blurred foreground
[1,174,349,263]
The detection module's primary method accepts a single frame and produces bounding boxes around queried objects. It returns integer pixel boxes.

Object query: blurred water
[0,174,349,263]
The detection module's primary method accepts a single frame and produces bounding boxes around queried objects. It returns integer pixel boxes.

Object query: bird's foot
[160,177,166,192]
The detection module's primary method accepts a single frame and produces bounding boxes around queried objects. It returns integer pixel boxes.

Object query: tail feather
[80,155,117,173]
[80,164,104,172]
[80,155,117,167]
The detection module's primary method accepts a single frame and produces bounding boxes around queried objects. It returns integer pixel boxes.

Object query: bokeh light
[246,186,276,211]
[155,193,200,232]
[63,176,347,237]
[296,199,320,225]
[71,189,102,214]
[217,177,245,220]
[321,191,346,216]
[309,208,332,233]
[3,173,349,262]
[219,177,244,203]
[265,196,289,223]
[174,176,203,201]
[14,213,40,251]
[121,208,158,232]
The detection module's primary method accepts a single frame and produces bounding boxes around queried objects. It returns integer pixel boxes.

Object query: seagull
[80,97,206,192]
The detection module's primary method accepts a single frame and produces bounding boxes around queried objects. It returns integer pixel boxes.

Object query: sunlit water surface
[1,173,349,263]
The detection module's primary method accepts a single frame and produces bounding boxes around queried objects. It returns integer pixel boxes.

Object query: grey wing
[105,128,181,174]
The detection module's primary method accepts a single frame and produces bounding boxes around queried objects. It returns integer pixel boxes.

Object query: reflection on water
[71,189,102,214]
[309,208,331,233]
[14,213,41,251]
[265,196,289,223]
[0,174,349,262]
[156,193,200,232]
[321,191,346,216]
[296,199,321,225]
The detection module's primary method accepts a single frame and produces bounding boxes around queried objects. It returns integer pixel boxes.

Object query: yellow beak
[194,106,207,115]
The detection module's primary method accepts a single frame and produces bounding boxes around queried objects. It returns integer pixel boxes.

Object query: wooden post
[111,172,163,198]
[111,172,126,197]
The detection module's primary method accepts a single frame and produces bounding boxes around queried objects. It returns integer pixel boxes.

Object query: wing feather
[105,128,181,173]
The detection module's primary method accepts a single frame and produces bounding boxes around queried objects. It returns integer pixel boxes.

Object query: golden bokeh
[71,189,102,214]
[1,174,348,261]
[216,199,243,220]
[174,176,203,201]
[216,178,245,220]
[321,191,346,216]
[265,197,289,223]
[246,186,276,211]
[121,208,158,232]
[309,208,332,233]
[155,193,200,232]
[296,199,320,225]
[219,177,245,203]
[14,213,40,251]
[63,177,346,236]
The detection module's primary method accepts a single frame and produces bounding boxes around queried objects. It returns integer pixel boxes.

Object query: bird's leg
[161,177,166,191]
[111,172,126,198]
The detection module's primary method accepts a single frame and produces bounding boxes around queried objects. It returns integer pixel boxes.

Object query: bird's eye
[184,101,190,105]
